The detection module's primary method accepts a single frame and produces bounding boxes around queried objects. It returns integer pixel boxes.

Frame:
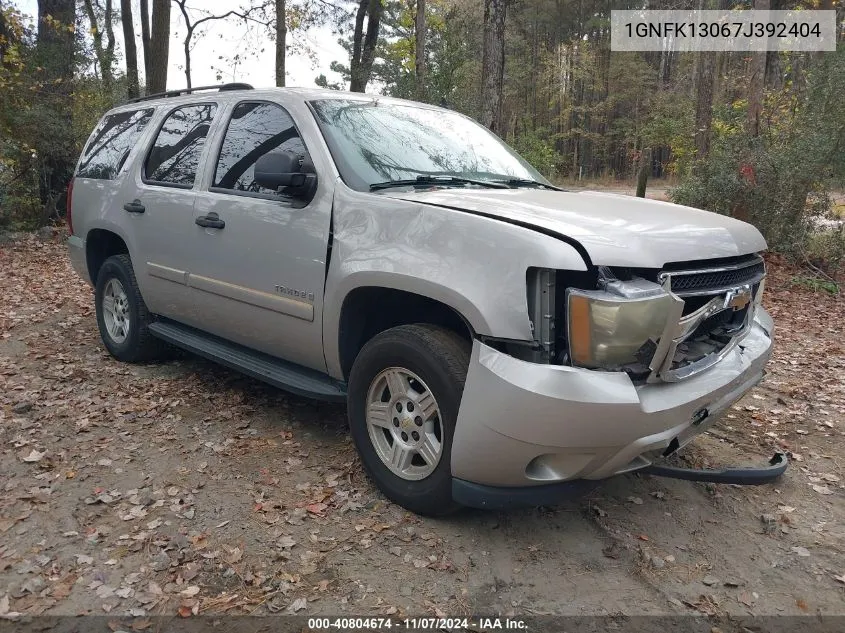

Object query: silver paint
[68,88,775,491]
[451,308,773,486]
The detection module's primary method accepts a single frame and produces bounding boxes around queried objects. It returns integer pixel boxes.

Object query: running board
[148,320,347,402]
[641,452,787,485]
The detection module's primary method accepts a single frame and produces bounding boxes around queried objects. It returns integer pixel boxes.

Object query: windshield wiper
[370,175,510,191]
[492,178,562,191]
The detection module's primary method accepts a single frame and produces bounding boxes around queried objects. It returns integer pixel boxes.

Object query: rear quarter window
[76,109,154,179]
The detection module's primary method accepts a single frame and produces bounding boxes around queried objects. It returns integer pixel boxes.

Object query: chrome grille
[659,256,765,297]
[651,257,764,382]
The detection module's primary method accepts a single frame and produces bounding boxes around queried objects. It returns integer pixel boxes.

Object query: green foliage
[508,128,561,179]
[672,47,845,265]
[790,275,840,295]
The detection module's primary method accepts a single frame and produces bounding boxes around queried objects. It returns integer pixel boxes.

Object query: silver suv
[67,84,775,515]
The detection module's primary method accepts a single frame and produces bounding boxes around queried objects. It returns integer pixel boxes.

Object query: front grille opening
[670,306,747,370]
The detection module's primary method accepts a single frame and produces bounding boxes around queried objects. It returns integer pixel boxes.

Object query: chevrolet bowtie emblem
[724,286,752,311]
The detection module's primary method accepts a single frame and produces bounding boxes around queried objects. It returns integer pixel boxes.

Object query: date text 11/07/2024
[306,617,529,630]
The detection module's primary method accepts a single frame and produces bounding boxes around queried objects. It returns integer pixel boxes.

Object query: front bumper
[451,308,774,496]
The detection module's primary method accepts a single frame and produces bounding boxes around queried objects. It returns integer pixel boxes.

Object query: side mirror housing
[254,151,316,200]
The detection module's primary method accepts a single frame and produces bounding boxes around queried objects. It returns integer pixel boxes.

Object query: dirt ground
[1,233,843,621]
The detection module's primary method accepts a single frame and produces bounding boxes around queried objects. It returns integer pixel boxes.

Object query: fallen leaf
[288,597,307,612]
[278,536,297,549]
[179,586,200,597]
[627,496,644,505]
[810,484,833,495]
[791,546,811,557]
[21,449,46,463]
[223,547,242,564]
[306,503,327,515]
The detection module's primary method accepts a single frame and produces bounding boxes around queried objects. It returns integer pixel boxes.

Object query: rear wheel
[348,324,470,516]
[95,254,165,362]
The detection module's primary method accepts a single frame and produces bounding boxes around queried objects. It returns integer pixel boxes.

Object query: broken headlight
[566,278,680,370]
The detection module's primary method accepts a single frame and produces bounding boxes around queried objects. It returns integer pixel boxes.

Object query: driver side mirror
[254,151,316,200]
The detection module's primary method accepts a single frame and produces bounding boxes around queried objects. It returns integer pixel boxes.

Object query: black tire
[347,324,471,516]
[95,254,165,362]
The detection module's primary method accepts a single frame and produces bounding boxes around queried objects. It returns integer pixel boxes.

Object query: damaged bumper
[451,308,775,508]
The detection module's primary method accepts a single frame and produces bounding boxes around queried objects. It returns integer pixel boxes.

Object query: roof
[108,85,444,115]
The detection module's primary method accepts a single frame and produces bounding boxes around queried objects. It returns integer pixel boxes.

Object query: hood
[386,188,767,268]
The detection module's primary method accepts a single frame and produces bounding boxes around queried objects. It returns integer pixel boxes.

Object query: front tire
[95,254,164,362]
[347,324,471,516]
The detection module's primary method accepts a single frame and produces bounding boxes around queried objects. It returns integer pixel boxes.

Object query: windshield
[309,99,549,191]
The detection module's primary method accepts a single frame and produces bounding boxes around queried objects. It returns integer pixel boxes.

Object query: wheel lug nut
[412,431,419,441]
[415,416,422,426]
[401,432,408,441]
[393,417,399,427]
[395,402,402,412]
[406,402,414,412]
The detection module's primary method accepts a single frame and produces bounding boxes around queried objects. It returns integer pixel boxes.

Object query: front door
[188,99,333,372]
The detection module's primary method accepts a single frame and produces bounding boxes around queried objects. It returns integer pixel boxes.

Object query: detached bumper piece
[642,452,787,485]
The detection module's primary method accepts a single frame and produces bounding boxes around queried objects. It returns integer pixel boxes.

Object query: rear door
[188,99,334,372]
[122,102,219,322]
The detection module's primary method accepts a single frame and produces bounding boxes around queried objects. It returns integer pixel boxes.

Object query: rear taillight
[66,178,74,235]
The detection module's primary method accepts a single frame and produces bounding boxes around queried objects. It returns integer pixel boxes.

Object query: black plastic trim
[642,452,787,485]
[148,319,347,402]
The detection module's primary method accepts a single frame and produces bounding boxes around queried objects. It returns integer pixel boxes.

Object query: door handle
[195,212,225,229]
[123,199,145,214]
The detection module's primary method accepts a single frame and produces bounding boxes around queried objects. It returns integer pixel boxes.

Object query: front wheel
[347,324,470,516]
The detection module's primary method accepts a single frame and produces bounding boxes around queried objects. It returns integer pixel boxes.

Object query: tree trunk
[35,0,76,211]
[746,0,770,137]
[693,51,715,159]
[147,0,170,94]
[140,0,151,83]
[349,0,382,92]
[82,0,116,94]
[120,0,139,98]
[481,0,507,133]
[275,0,286,87]
[414,0,426,101]
[636,148,651,198]
[0,8,7,61]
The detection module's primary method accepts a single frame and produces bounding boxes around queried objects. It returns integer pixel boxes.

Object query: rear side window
[77,109,154,179]
[144,103,217,187]
[213,101,308,196]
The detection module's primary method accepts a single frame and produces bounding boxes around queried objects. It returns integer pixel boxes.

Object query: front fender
[322,184,588,379]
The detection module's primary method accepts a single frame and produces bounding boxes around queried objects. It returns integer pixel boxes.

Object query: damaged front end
[525,253,768,385]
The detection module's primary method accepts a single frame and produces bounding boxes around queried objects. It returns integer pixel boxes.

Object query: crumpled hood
[387,188,767,268]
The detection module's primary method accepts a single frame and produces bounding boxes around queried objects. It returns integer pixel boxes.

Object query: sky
[16,0,348,90]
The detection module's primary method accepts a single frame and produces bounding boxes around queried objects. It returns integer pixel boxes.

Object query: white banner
[611,10,838,52]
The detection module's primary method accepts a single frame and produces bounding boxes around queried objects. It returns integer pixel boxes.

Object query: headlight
[567,283,676,369]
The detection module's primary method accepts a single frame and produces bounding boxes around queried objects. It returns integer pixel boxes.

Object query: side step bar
[642,452,787,485]
[148,320,347,402]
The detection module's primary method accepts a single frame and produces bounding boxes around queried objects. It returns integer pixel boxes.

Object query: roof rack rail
[126,82,254,104]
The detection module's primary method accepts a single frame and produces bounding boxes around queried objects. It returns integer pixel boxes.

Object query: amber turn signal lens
[568,294,592,365]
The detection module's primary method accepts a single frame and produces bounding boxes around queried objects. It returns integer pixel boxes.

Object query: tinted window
[213,102,308,195]
[145,104,217,187]
[77,109,154,179]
